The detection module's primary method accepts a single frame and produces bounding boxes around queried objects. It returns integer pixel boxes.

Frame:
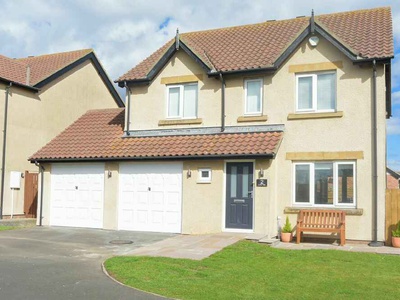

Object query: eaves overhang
[0,77,39,92]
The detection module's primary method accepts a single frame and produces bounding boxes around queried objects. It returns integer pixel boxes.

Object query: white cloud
[387,117,400,135]
[394,91,400,105]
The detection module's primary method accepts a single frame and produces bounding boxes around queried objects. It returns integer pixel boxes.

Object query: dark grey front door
[226,162,253,229]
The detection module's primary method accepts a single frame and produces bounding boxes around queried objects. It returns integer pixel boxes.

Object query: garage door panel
[119,162,182,233]
[50,164,104,229]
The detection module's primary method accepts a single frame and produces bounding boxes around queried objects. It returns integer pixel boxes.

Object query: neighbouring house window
[293,162,355,207]
[198,168,212,183]
[167,83,198,119]
[245,79,263,115]
[296,72,336,112]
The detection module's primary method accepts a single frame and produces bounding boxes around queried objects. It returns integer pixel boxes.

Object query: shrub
[392,221,400,237]
[282,216,292,233]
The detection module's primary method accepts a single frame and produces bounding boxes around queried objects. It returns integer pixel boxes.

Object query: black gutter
[124,82,131,136]
[34,161,44,226]
[0,77,39,92]
[219,73,225,132]
[385,62,392,118]
[30,153,276,164]
[369,60,383,247]
[0,83,12,219]
[35,52,124,107]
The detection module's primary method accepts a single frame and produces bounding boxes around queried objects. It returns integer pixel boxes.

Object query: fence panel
[385,189,400,246]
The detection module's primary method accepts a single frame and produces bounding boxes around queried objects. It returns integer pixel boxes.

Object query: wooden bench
[296,209,346,246]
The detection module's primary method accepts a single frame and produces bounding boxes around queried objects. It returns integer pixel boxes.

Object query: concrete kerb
[101,260,171,300]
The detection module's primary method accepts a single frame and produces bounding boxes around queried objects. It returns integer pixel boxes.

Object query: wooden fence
[385,189,400,246]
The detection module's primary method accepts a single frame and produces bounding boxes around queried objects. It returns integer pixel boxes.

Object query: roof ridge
[16,48,93,61]
[315,6,390,18]
[0,54,28,67]
[181,17,309,36]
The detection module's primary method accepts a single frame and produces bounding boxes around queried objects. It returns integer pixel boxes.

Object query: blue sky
[0,0,398,169]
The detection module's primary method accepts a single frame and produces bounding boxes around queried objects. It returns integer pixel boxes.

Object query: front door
[225,162,253,230]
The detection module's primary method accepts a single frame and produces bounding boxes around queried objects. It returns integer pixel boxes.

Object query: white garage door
[50,164,104,228]
[119,162,182,233]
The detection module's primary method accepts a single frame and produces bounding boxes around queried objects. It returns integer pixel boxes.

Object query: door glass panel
[295,165,310,203]
[338,164,354,204]
[230,166,237,197]
[314,163,333,205]
[298,76,312,110]
[242,166,249,197]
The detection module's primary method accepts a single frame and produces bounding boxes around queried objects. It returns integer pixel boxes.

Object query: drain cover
[109,240,133,245]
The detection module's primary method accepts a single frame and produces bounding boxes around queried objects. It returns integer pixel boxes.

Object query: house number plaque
[256,179,268,187]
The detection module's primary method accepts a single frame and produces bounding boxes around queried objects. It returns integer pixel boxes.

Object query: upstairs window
[293,161,355,207]
[296,72,336,112]
[167,83,198,119]
[245,79,263,115]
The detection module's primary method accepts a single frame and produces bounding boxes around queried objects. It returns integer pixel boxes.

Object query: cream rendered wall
[126,34,387,240]
[103,162,119,230]
[128,51,221,130]
[265,35,387,241]
[1,60,120,216]
[36,163,51,226]
[181,159,275,236]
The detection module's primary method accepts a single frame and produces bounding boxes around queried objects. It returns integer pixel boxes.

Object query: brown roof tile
[315,7,393,59]
[30,109,283,161]
[118,7,393,81]
[16,49,93,85]
[0,54,29,85]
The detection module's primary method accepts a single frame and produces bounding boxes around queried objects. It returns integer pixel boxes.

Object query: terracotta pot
[392,237,400,248]
[281,232,292,243]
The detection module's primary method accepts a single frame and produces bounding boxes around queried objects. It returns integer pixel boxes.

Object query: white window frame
[295,71,336,113]
[198,168,212,183]
[166,82,198,119]
[292,161,356,208]
[244,78,263,115]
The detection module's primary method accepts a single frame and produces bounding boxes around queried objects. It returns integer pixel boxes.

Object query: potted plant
[281,216,292,243]
[392,221,400,248]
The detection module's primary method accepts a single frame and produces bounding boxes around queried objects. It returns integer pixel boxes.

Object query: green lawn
[105,241,400,300]
[0,226,17,231]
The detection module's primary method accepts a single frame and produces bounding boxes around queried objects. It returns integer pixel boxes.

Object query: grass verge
[104,241,400,299]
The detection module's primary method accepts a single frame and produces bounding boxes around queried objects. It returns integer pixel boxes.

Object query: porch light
[187,169,192,178]
[259,168,264,178]
[108,170,112,178]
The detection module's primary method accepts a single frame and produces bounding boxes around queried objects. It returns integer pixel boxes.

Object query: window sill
[287,111,343,120]
[284,207,363,216]
[158,118,203,126]
[237,115,268,122]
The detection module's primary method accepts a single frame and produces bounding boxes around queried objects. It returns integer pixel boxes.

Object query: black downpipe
[124,81,131,136]
[369,60,383,247]
[0,83,12,219]
[219,73,225,132]
[34,161,45,226]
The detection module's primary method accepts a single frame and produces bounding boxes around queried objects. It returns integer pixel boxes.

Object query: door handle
[75,186,78,190]
[234,199,245,203]
[148,187,151,191]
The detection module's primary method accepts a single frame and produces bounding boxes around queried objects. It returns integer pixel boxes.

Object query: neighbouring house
[387,167,400,189]
[0,49,123,219]
[30,7,393,242]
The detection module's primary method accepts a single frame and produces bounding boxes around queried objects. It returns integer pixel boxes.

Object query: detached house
[0,49,123,219]
[30,7,393,242]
